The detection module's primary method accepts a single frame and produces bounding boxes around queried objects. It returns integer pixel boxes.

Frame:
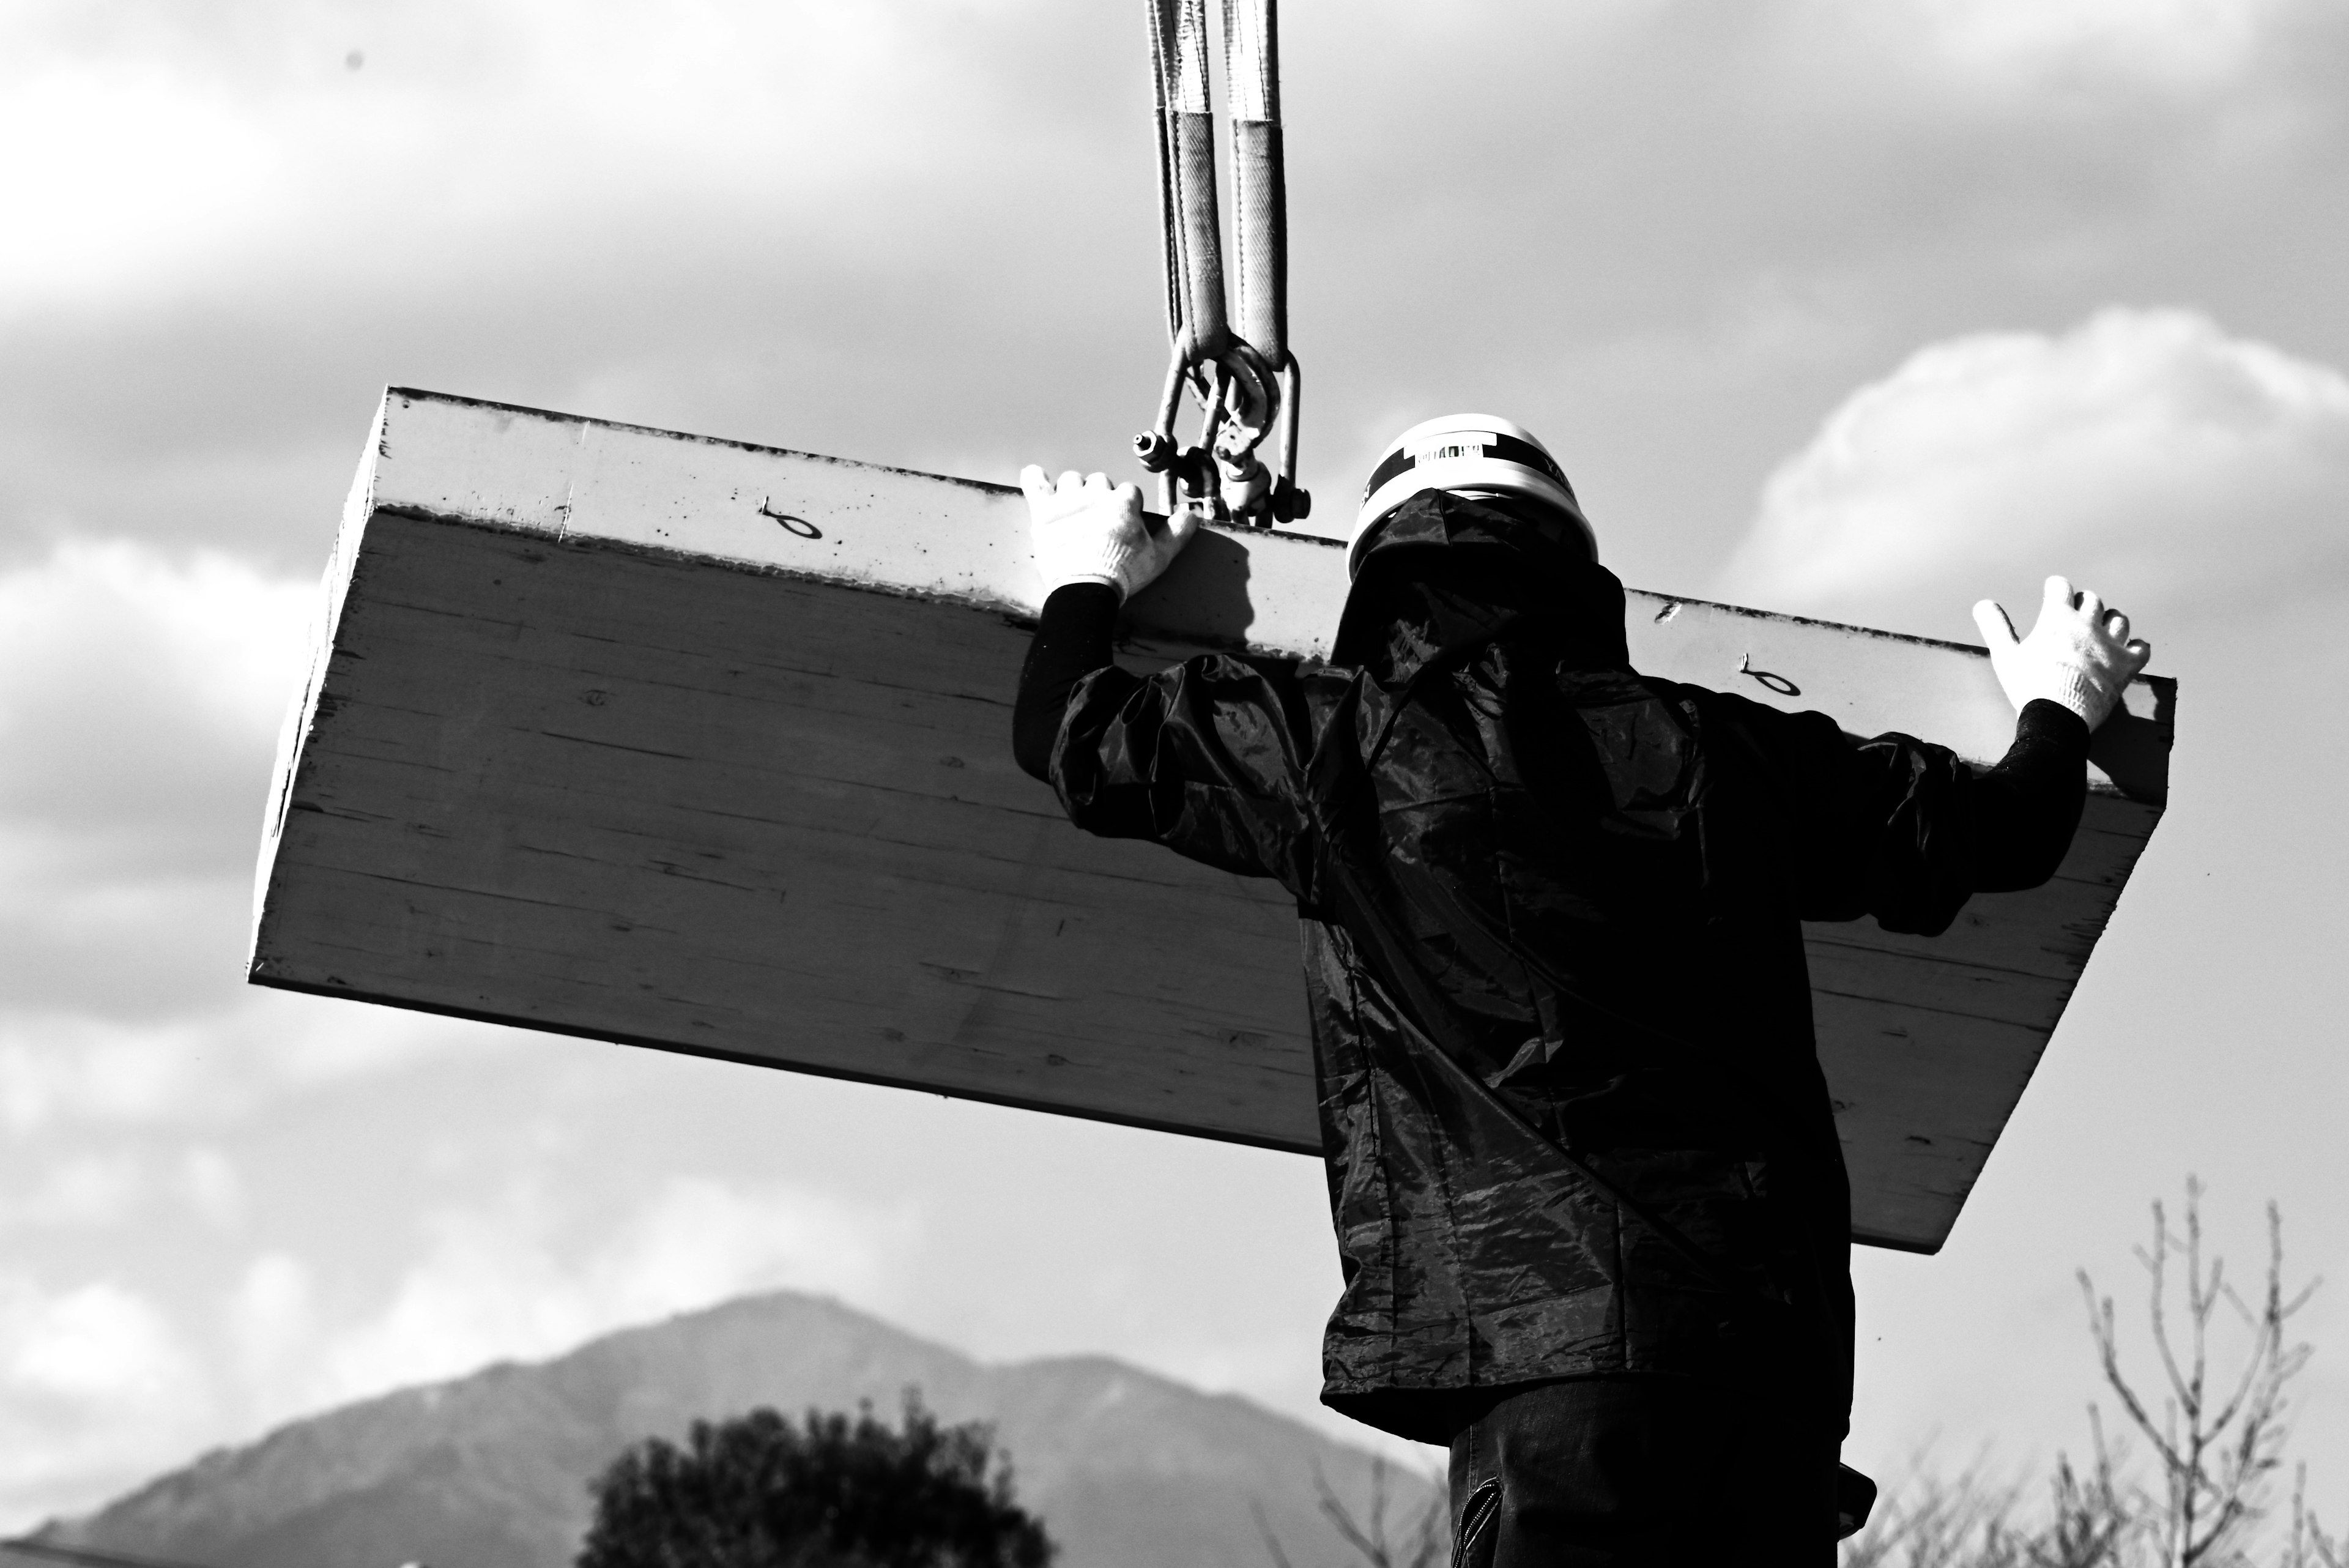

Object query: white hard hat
[1350,413,1594,576]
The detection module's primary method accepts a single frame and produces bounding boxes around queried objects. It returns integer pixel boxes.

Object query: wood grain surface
[251,390,2176,1254]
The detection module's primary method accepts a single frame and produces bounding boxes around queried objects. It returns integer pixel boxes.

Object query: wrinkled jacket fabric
[1043,494,1989,1444]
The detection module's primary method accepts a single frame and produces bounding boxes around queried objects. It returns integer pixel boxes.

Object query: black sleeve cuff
[2016,697,2091,757]
[1012,583,1121,782]
[1972,699,2091,891]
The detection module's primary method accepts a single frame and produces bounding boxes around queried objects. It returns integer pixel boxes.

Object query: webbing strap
[1138,0,1300,523]
[1147,0,1230,359]
[1222,0,1277,119]
[1225,0,1285,363]
[1145,0,1182,346]
[1145,0,1286,371]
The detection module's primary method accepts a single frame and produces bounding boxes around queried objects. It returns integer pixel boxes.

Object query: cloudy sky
[4,0,2347,1536]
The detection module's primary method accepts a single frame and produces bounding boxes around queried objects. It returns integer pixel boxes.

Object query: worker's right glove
[1972,575,2153,731]
[1022,466,1198,603]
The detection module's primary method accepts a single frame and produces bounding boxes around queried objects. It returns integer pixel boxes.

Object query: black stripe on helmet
[1362,444,1418,500]
[1359,431,1570,505]
[1485,433,1569,486]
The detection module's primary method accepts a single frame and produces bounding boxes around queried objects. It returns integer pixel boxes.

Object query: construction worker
[1011,414,2150,1566]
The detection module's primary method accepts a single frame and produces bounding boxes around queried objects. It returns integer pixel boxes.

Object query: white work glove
[1020,466,1198,603]
[1972,575,2153,731]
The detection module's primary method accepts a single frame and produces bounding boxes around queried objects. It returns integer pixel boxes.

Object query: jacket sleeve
[1013,583,1123,782]
[1969,700,2091,891]
[1716,692,2090,936]
[1011,585,1315,888]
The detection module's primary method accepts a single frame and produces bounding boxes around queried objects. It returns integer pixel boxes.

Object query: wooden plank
[251,389,2176,1253]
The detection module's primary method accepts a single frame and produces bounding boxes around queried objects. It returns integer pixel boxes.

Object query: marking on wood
[251,388,2175,1254]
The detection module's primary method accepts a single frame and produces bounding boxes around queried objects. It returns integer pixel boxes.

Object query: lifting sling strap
[1137,0,1307,527]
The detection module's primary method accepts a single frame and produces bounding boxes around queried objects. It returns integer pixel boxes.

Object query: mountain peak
[40,1291,1438,1568]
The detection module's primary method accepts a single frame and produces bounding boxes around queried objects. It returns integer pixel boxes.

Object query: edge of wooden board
[354,387,2171,795]
[247,970,1324,1160]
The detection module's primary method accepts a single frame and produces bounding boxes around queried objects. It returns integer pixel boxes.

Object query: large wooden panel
[252,389,2175,1253]
[259,518,1313,1142]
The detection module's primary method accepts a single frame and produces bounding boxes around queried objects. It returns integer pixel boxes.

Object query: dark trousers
[1445,1375,1838,1567]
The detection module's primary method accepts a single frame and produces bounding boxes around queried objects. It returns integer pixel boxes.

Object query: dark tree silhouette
[577,1393,1053,1568]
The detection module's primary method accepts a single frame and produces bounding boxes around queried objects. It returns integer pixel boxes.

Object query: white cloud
[226,1250,318,1397]
[1893,0,2292,89]
[0,0,1063,307]
[0,1013,239,1134]
[0,1280,190,1404]
[0,537,311,879]
[180,1146,247,1232]
[0,1172,916,1529]
[0,538,353,1026]
[0,994,492,1135]
[0,1276,209,1525]
[0,1152,146,1230]
[0,57,286,303]
[299,1175,918,1406]
[1716,307,2349,640]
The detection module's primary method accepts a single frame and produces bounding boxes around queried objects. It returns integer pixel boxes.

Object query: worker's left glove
[1972,574,2152,731]
[1022,466,1198,603]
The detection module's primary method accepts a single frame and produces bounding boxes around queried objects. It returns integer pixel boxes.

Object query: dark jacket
[1014,492,2085,1445]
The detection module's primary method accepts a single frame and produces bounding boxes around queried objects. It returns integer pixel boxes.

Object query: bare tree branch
[1251,1497,1299,1568]
[1306,1458,1444,1568]
[2077,1181,2318,1568]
